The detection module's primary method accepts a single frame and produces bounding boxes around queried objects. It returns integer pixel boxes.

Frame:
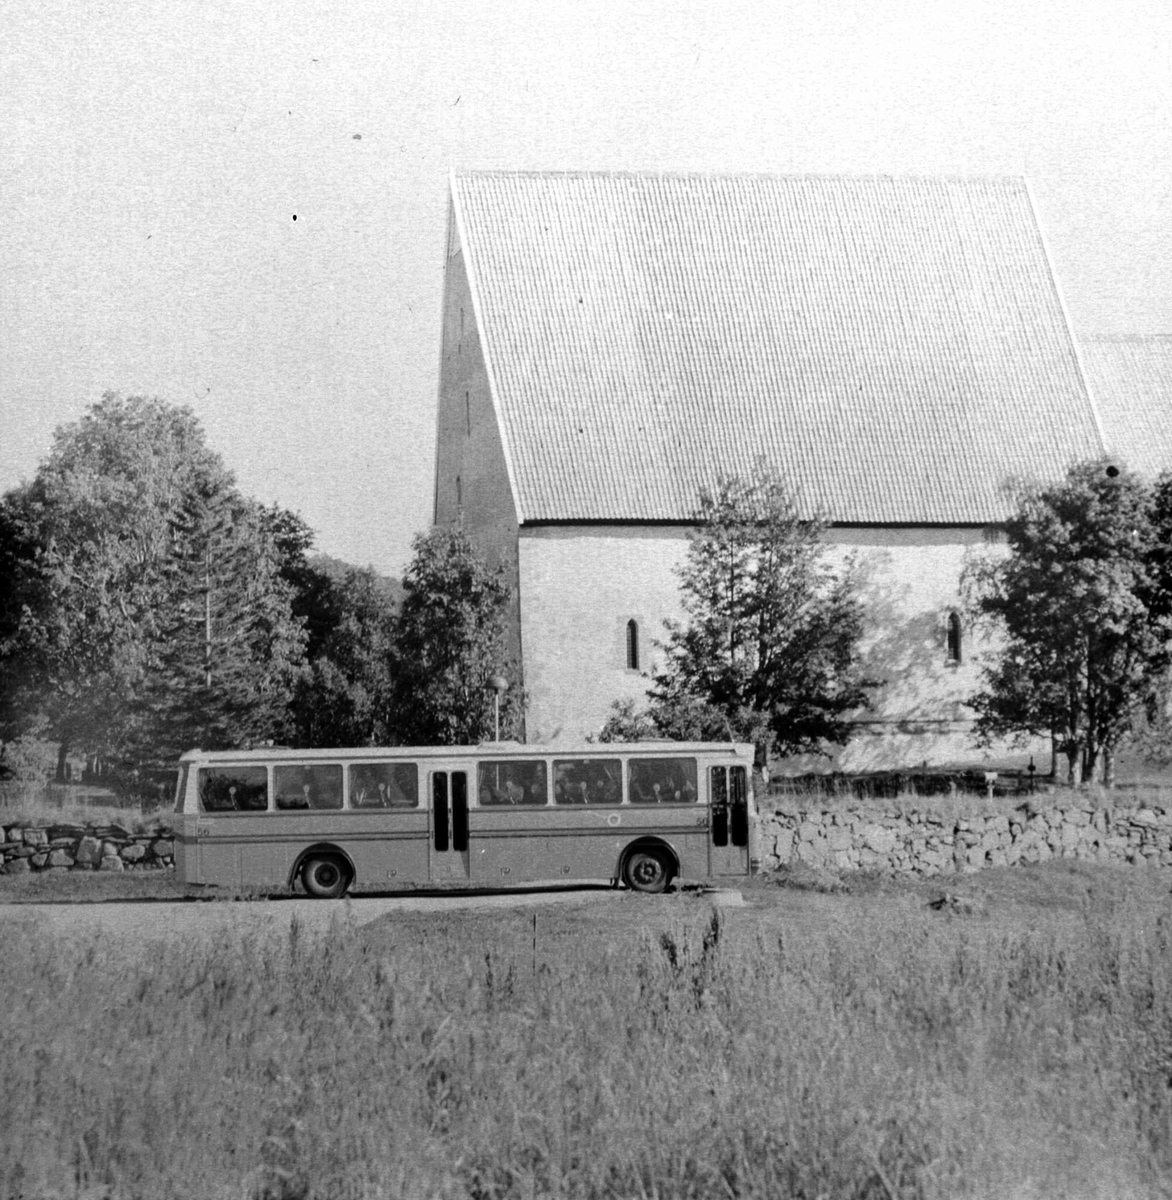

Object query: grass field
[3,861,1172,1200]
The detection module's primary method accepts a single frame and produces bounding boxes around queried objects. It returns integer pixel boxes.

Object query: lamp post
[489,674,509,742]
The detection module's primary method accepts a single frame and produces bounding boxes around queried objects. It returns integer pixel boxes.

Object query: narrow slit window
[946,611,962,663]
[456,475,462,513]
[625,619,639,670]
[465,391,471,436]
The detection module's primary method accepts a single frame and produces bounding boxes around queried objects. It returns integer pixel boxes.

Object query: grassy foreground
[3,865,1172,1200]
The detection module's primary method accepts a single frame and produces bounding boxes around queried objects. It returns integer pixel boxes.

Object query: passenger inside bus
[275,765,342,810]
[350,763,418,808]
[479,760,546,805]
[629,758,698,804]
[198,768,268,812]
[554,759,622,805]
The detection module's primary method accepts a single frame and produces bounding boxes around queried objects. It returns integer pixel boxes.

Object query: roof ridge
[450,168,1029,185]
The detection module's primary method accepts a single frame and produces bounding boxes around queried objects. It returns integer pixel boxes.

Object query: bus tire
[623,848,671,894]
[301,854,349,899]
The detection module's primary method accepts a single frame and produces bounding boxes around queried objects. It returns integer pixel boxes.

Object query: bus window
[174,764,190,813]
[554,758,622,805]
[629,758,698,804]
[350,762,419,808]
[478,759,548,806]
[198,766,268,812]
[274,764,342,810]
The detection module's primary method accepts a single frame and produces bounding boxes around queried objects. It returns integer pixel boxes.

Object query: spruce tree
[604,464,873,776]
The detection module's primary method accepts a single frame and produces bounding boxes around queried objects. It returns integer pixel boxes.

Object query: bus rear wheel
[302,855,349,899]
[623,848,671,894]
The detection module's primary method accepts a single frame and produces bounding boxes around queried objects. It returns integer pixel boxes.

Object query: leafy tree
[965,459,1172,786]
[0,393,305,782]
[602,465,873,777]
[256,510,401,748]
[290,563,398,747]
[388,527,523,744]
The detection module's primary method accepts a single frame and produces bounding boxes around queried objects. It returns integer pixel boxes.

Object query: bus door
[429,769,470,881]
[708,765,751,877]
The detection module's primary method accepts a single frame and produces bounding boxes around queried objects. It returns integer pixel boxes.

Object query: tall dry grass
[3,887,1171,1200]
[0,780,169,834]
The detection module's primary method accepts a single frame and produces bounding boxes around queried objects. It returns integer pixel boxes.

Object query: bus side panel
[239,831,288,887]
[469,809,555,883]
[174,820,188,882]
[334,812,430,886]
[470,806,710,884]
[198,824,242,887]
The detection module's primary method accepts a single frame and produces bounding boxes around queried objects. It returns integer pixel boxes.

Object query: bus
[173,741,755,897]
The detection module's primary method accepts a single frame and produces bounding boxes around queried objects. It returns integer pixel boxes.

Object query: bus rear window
[273,765,342,810]
[629,758,697,804]
[198,767,268,812]
[350,763,419,808]
[554,758,622,805]
[478,760,547,806]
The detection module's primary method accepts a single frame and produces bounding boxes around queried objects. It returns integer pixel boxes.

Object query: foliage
[388,527,523,744]
[137,484,305,766]
[291,564,398,747]
[609,466,873,772]
[0,732,55,784]
[251,510,401,748]
[0,394,306,780]
[596,697,660,742]
[965,460,1172,785]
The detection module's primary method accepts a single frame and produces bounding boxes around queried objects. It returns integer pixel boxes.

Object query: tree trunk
[754,742,771,799]
[55,739,71,784]
[1083,746,1100,787]
[1102,747,1116,789]
[1066,745,1083,787]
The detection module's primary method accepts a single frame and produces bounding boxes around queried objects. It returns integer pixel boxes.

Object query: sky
[3,0,1170,577]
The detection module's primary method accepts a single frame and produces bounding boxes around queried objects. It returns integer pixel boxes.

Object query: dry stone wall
[760,797,1172,876]
[1,823,174,875]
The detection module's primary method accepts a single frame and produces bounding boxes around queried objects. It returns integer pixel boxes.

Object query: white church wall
[517,525,1045,771]
[517,527,688,745]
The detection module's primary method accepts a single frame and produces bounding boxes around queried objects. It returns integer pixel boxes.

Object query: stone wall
[1,822,174,875]
[759,797,1172,876]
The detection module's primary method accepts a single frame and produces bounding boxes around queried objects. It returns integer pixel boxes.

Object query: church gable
[451,171,1105,528]
[434,202,520,569]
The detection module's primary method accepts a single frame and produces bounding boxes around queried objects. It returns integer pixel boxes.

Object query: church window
[946,611,962,663]
[625,620,640,670]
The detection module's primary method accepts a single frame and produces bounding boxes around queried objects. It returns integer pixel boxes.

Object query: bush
[0,736,55,784]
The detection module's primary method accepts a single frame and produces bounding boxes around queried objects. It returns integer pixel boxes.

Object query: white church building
[430,170,1171,771]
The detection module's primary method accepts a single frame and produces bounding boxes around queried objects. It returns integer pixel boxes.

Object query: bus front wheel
[623,849,671,894]
[302,855,349,899]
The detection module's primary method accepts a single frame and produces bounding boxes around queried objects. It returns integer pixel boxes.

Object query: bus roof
[177,742,755,764]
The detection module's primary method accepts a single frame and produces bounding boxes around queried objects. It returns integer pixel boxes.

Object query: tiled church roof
[451,171,1105,524]
[1079,336,1172,481]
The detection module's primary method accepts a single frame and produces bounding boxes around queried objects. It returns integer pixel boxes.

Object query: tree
[0,393,305,783]
[388,528,523,744]
[290,562,398,747]
[137,484,305,765]
[965,459,1172,786]
[602,465,874,777]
